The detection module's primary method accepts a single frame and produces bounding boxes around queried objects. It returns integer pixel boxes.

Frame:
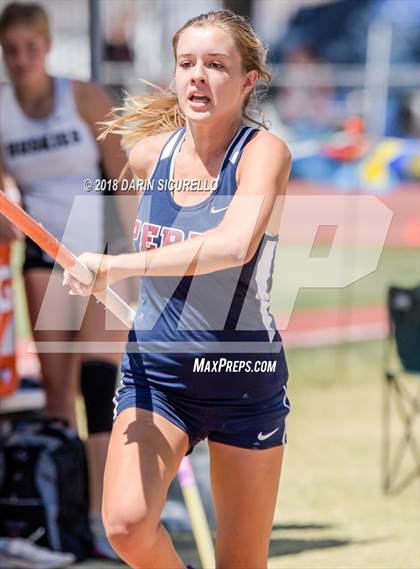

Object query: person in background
[0,2,133,559]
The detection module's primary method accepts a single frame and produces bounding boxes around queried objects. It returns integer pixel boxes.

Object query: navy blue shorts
[113,367,290,456]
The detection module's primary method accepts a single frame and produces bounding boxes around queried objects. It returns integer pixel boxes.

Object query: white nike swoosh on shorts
[257,427,280,441]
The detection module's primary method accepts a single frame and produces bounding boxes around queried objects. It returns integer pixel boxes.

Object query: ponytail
[99,83,185,150]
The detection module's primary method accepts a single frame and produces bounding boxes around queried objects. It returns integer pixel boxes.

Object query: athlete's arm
[74,80,137,245]
[74,81,129,181]
[220,131,291,257]
[0,149,21,242]
[63,132,290,294]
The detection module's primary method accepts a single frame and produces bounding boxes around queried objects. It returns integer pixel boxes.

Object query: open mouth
[189,94,211,105]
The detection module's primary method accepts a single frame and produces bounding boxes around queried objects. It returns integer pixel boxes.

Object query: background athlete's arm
[74,81,137,247]
[0,148,21,242]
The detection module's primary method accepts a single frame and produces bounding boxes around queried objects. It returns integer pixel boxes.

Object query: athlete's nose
[191,63,207,84]
[14,48,33,71]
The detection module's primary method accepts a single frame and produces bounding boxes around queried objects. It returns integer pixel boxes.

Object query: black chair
[383,285,420,494]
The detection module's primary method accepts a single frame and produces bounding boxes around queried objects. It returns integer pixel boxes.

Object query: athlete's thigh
[209,440,285,568]
[24,268,76,335]
[103,407,190,528]
[24,269,75,381]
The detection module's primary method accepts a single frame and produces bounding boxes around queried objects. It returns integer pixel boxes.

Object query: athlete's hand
[62,252,112,296]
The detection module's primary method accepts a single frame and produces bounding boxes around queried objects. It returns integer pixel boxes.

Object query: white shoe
[0,537,75,569]
[89,513,119,561]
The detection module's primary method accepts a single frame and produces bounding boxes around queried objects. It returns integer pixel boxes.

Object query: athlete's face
[174,26,257,123]
[1,25,50,86]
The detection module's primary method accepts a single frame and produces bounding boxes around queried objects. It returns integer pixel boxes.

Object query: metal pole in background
[89,0,102,82]
[364,20,392,139]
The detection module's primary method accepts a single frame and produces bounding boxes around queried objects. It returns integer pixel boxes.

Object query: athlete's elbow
[195,245,249,275]
[207,232,253,271]
[226,242,254,267]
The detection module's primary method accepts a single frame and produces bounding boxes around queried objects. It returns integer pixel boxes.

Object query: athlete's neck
[14,73,54,107]
[184,115,243,163]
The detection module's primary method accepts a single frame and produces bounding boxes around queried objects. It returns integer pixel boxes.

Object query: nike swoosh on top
[210,205,229,214]
[257,427,280,441]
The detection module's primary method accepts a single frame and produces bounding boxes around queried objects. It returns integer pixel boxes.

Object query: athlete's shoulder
[244,129,291,161]
[238,130,291,179]
[128,131,176,180]
[72,79,109,101]
[72,80,115,124]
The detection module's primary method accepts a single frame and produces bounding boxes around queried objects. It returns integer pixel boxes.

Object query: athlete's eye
[3,44,19,57]
[179,61,193,68]
[209,62,224,70]
[27,43,40,55]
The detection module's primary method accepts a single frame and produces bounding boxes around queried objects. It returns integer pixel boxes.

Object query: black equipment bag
[0,418,92,561]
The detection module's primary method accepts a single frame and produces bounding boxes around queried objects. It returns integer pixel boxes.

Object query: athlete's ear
[242,70,258,94]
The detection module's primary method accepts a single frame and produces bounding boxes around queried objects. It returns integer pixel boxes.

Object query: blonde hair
[101,10,271,150]
[0,2,50,43]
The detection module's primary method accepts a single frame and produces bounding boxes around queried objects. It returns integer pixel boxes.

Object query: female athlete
[64,10,291,569]
[0,2,131,558]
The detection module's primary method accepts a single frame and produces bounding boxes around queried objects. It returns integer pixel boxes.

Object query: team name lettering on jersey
[6,129,81,158]
[133,220,201,250]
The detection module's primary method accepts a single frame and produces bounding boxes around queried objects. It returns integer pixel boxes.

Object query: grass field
[270,245,420,314]
[269,339,420,569]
